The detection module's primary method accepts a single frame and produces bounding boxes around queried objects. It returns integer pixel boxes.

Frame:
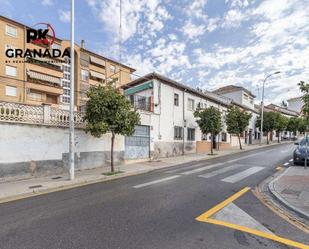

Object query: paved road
[0,143,308,249]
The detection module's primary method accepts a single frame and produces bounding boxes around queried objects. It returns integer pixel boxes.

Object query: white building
[122,73,233,159]
[213,85,260,145]
[287,96,303,114]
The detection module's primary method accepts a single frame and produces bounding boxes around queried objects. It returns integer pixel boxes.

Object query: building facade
[286,96,303,115]
[0,16,135,111]
[213,85,260,144]
[122,73,233,159]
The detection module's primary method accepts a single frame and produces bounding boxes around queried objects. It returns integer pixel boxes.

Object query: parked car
[293,138,309,165]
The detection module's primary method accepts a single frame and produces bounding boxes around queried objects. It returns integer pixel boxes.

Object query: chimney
[81,40,85,49]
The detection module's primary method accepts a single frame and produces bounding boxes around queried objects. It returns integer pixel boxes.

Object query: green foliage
[286,117,299,133]
[256,111,278,133]
[298,81,309,118]
[194,106,222,154]
[84,84,140,137]
[226,106,252,135]
[194,106,222,136]
[225,106,252,149]
[275,114,288,132]
[297,118,308,133]
[84,84,140,171]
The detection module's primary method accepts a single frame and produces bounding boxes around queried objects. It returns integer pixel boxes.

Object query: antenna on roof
[119,0,122,63]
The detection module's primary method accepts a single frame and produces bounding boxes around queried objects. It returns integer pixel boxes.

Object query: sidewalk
[268,166,309,220]
[0,142,290,204]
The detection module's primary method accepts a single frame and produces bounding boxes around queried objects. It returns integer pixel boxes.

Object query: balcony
[130,95,153,112]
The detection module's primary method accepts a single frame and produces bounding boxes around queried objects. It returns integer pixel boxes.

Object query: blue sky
[1,0,308,104]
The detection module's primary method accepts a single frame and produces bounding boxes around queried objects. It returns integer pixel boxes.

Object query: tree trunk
[278,132,280,143]
[210,134,213,155]
[238,133,242,150]
[266,132,269,144]
[110,132,115,172]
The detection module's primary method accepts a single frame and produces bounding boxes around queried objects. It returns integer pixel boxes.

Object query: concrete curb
[0,141,294,204]
[268,167,309,221]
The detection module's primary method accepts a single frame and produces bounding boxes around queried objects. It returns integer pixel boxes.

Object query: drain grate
[29,184,42,189]
[51,176,62,180]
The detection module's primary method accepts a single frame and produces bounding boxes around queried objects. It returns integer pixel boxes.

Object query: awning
[90,70,105,80]
[90,56,105,66]
[124,81,153,96]
[27,70,61,85]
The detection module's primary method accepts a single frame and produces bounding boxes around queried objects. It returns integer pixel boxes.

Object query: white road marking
[289,159,293,162]
[221,166,264,183]
[133,175,180,188]
[165,162,208,174]
[283,162,289,166]
[180,149,275,176]
[199,164,245,179]
[180,163,223,175]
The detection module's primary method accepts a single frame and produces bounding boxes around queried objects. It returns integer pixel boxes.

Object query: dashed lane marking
[283,162,290,166]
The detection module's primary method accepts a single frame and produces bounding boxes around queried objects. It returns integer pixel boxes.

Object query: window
[174,126,183,140]
[187,98,195,111]
[249,97,253,104]
[5,65,17,77]
[52,43,61,50]
[221,132,227,142]
[6,25,17,37]
[243,93,249,100]
[174,93,179,106]
[110,65,116,73]
[187,128,195,141]
[81,69,89,81]
[28,90,42,101]
[5,86,17,96]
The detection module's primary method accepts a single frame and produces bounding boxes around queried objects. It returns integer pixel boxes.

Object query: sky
[1,0,308,105]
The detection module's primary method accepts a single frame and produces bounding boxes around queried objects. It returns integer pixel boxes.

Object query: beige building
[0,15,135,110]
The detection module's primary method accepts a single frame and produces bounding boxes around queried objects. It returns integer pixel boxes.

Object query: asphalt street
[0,143,308,249]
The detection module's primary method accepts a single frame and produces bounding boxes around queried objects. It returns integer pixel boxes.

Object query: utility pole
[69,0,75,180]
[259,71,281,145]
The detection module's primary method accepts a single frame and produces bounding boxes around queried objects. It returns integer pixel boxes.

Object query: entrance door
[125,125,150,159]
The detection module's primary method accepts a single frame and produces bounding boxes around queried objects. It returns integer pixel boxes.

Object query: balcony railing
[0,101,85,128]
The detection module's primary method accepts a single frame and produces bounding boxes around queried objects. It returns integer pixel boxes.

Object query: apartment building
[122,73,232,159]
[0,16,135,111]
[213,85,260,144]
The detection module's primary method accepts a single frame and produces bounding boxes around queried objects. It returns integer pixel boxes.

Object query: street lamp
[259,71,281,145]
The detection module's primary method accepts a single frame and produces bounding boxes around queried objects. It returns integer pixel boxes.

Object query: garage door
[125,125,150,159]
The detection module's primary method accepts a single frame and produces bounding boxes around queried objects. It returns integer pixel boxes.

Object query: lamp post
[259,71,281,145]
[69,0,75,180]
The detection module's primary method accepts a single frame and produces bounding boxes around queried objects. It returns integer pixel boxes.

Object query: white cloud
[42,0,53,6]
[86,0,171,42]
[183,21,205,39]
[58,10,71,23]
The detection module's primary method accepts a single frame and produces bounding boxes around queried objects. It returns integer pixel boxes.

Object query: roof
[122,72,231,106]
[213,85,256,98]
[264,104,300,117]
[287,96,303,102]
[0,15,135,72]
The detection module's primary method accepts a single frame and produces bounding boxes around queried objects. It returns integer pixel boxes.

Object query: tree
[194,106,222,155]
[297,117,308,134]
[275,113,288,143]
[298,81,309,118]
[84,84,140,172]
[225,106,252,150]
[256,111,278,144]
[286,117,299,138]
